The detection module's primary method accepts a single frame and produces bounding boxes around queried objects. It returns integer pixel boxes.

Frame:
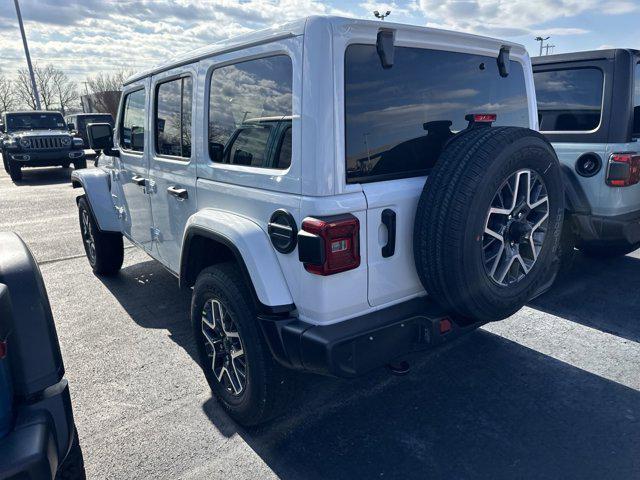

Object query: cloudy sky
[0,0,638,81]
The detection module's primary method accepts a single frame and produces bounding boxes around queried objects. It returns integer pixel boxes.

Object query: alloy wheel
[201,298,247,396]
[482,169,550,286]
[81,209,96,264]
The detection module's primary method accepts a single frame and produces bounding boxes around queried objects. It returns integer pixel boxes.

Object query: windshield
[6,113,66,132]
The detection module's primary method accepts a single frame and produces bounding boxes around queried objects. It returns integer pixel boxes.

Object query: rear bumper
[0,380,75,480]
[573,210,640,246]
[259,297,483,378]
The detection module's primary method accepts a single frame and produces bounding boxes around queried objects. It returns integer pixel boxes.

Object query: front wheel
[8,160,22,182]
[74,158,87,170]
[191,263,294,426]
[78,196,123,275]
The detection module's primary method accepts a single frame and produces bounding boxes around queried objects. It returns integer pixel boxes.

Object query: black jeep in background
[1,111,86,182]
[65,113,114,160]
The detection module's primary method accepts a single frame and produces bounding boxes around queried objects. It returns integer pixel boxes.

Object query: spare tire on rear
[414,126,564,322]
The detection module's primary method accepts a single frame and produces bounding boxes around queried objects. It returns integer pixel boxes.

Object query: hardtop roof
[532,48,640,66]
[124,15,527,85]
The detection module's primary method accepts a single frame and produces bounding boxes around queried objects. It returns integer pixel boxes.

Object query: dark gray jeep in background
[65,113,114,162]
[1,111,86,182]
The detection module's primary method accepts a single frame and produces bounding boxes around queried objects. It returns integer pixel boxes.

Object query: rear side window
[633,62,640,136]
[208,55,292,168]
[344,45,529,183]
[121,89,146,152]
[535,68,603,132]
[155,76,192,158]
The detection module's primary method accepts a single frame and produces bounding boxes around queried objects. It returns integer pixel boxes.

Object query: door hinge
[146,179,157,194]
[150,226,161,241]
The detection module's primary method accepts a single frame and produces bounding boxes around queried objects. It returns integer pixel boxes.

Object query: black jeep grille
[27,136,65,149]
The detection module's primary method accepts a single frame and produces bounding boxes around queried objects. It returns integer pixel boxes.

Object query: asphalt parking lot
[1,164,639,479]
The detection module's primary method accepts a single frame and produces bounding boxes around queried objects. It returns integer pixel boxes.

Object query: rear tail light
[298,214,360,275]
[606,152,640,187]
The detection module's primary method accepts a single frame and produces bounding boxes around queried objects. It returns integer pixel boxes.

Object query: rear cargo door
[344,44,531,307]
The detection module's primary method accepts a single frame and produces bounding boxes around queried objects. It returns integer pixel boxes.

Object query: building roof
[532,48,640,65]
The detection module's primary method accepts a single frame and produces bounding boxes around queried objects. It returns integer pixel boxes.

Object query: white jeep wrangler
[72,16,564,425]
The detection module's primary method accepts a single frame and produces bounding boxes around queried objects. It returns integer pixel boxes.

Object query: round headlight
[61,136,72,146]
[19,138,30,148]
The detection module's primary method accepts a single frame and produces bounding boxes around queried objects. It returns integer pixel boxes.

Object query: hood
[7,129,70,138]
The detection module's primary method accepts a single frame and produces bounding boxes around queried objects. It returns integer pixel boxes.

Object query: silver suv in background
[533,49,640,258]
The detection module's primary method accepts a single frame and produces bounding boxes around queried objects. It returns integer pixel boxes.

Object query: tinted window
[345,45,529,183]
[276,127,292,169]
[535,68,603,132]
[209,55,292,168]
[155,77,192,158]
[633,62,640,135]
[227,125,272,167]
[121,89,146,152]
[6,113,66,132]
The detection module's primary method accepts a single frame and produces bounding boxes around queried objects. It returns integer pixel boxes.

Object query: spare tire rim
[81,208,96,264]
[483,169,549,286]
[201,298,247,396]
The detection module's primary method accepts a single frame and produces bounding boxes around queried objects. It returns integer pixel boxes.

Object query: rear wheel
[2,154,9,174]
[414,127,564,322]
[8,160,22,182]
[191,263,293,426]
[78,196,123,275]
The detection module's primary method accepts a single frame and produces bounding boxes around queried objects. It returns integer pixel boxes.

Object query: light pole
[14,0,41,110]
[373,10,391,21]
[534,36,550,57]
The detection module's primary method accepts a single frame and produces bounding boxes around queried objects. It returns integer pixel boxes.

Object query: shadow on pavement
[532,251,640,343]
[10,166,77,186]
[101,259,640,480]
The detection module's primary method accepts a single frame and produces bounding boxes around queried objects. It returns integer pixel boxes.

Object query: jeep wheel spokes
[81,209,96,264]
[201,298,246,396]
[482,169,549,286]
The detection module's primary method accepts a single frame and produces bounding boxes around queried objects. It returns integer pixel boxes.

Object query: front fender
[182,210,294,310]
[71,169,120,232]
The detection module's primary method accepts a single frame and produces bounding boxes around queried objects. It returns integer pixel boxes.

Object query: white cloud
[416,0,636,37]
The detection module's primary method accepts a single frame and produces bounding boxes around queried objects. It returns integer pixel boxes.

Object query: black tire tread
[414,127,562,321]
[192,263,294,426]
[78,196,123,275]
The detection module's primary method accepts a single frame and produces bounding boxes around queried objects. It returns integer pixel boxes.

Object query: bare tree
[51,68,79,115]
[84,70,133,117]
[34,64,57,110]
[0,75,17,113]
[14,67,39,109]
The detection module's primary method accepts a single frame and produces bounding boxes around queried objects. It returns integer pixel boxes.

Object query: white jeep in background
[72,16,564,426]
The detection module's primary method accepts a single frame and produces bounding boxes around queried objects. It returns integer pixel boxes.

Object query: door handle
[131,175,146,186]
[167,186,188,200]
[381,209,396,258]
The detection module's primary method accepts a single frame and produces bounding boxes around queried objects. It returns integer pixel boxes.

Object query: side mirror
[210,142,224,163]
[87,123,118,156]
[67,122,75,132]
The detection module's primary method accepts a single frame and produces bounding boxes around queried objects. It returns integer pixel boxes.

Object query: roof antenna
[373,10,391,21]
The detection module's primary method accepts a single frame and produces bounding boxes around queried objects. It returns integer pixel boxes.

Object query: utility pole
[535,36,550,57]
[544,44,556,56]
[14,0,41,110]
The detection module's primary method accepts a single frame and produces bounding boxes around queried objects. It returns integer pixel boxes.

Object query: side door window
[117,86,153,248]
[121,89,146,152]
[148,74,195,272]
